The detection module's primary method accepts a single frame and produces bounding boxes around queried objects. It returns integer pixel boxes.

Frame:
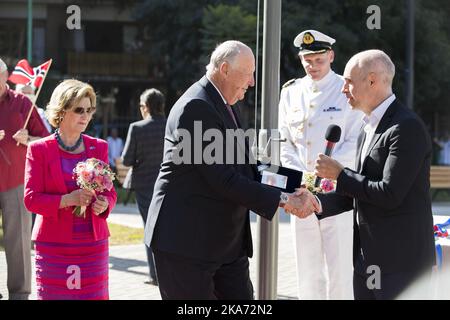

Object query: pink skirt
[34,238,109,300]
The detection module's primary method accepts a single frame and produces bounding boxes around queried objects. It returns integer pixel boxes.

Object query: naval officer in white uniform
[279,30,362,299]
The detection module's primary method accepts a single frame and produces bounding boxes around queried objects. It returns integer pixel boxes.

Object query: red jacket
[24,134,117,242]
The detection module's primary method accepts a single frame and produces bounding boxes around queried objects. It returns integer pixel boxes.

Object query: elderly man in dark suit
[312,49,435,300]
[144,40,318,299]
[122,88,166,286]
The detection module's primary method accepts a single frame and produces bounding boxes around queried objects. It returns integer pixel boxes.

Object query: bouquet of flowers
[72,158,115,218]
[303,172,336,194]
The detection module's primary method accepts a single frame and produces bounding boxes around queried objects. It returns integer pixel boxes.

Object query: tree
[133,0,450,132]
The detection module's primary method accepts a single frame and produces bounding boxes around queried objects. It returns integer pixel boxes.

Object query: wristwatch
[279,192,289,208]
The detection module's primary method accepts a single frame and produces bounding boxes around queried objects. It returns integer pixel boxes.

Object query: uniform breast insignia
[322,106,342,112]
[282,78,296,89]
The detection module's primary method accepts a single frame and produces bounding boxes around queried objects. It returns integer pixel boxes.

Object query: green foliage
[135,0,450,130]
[201,4,257,55]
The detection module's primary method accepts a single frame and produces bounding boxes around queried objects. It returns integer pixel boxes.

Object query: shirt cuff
[314,195,323,215]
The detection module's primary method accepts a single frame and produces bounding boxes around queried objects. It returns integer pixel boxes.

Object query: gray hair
[206,40,249,77]
[348,49,396,86]
[0,58,7,73]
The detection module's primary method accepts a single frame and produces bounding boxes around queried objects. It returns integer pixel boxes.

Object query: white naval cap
[0,58,7,73]
[293,30,336,56]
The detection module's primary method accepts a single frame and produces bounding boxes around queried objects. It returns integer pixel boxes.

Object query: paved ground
[1,202,449,300]
[0,203,298,300]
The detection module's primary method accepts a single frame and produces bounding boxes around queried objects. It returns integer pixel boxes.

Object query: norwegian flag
[8,59,52,89]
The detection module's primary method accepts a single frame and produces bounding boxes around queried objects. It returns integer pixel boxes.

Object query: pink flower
[320,179,335,193]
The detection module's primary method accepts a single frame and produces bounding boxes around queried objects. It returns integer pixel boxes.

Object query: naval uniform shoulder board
[282,78,297,89]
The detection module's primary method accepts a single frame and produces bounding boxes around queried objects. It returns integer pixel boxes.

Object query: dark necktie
[225,104,238,128]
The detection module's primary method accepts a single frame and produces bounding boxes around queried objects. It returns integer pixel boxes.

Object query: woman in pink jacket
[24,79,117,300]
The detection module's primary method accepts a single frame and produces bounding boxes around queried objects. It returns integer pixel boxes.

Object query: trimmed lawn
[0,214,143,251]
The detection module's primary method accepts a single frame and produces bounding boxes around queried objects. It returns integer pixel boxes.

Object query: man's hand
[314,153,344,180]
[284,189,320,219]
[0,130,4,141]
[12,129,29,145]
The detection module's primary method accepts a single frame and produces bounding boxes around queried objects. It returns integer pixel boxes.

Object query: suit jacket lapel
[200,77,236,129]
[360,99,399,171]
[356,129,366,173]
[83,135,97,159]
[200,76,248,154]
[47,137,68,194]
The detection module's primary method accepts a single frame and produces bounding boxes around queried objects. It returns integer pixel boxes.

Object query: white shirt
[360,94,396,167]
[206,75,227,105]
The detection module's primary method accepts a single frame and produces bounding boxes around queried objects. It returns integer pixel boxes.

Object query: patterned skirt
[34,218,109,300]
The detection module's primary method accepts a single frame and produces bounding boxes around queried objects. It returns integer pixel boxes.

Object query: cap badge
[303,32,315,45]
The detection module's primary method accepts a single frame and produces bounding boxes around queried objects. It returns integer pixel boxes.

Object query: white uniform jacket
[279,70,362,172]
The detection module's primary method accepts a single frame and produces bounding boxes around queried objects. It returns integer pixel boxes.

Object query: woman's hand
[62,189,95,208]
[91,195,109,216]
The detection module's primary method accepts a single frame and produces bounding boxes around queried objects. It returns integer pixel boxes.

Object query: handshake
[281,188,320,219]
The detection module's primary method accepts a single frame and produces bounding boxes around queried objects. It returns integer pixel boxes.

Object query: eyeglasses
[72,107,96,115]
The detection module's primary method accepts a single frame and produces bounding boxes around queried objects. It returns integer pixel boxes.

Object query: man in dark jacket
[313,49,435,300]
[144,41,318,299]
[122,88,166,286]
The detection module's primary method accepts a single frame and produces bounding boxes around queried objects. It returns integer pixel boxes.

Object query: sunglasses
[72,107,96,115]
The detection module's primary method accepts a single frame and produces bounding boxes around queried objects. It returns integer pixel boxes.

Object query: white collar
[306,70,335,91]
[206,74,228,105]
[362,94,396,128]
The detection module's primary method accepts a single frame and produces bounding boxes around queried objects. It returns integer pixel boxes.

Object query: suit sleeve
[316,191,353,219]
[336,118,430,212]
[278,88,303,171]
[24,142,61,218]
[96,141,117,219]
[177,100,281,220]
[121,124,137,167]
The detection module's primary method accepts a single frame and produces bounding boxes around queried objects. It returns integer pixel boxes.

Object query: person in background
[107,127,124,172]
[24,79,117,300]
[0,57,49,300]
[121,88,167,286]
[434,132,450,165]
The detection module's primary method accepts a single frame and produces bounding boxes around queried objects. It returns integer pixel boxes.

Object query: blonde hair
[45,79,96,128]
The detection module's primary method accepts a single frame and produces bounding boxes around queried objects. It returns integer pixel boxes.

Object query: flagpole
[17,58,53,146]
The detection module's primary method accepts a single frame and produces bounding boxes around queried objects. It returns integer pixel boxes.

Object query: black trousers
[353,255,432,300]
[153,249,254,300]
[135,188,157,281]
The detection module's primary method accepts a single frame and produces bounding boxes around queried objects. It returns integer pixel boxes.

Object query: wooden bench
[430,165,450,200]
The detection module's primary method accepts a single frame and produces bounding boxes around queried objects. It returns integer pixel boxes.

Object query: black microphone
[314,124,342,187]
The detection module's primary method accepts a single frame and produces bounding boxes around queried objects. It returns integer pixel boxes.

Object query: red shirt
[0,86,50,191]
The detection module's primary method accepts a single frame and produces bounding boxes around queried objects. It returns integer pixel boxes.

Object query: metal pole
[27,0,33,63]
[257,0,281,300]
[405,0,415,109]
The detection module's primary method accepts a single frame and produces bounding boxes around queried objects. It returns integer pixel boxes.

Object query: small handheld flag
[8,59,52,89]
